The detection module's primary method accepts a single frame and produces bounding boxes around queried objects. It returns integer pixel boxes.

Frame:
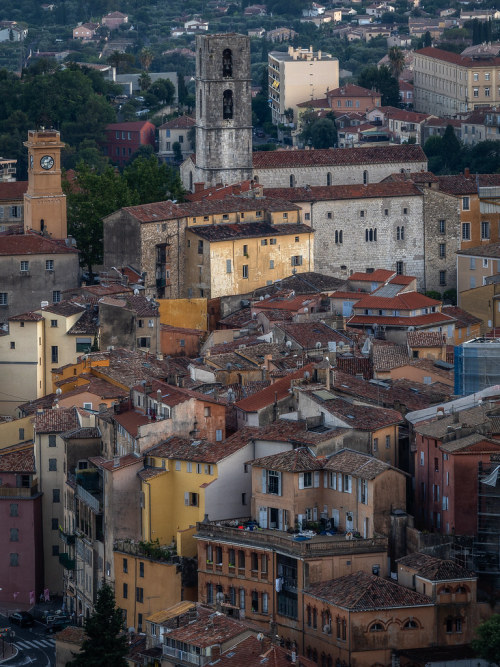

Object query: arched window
[327,172,332,186]
[404,619,418,629]
[199,48,202,74]
[363,170,368,185]
[307,605,312,627]
[312,649,318,664]
[374,228,377,241]
[312,607,317,629]
[397,226,400,240]
[369,622,384,632]
[456,586,467,594]
[290,174,295,188]
[189,171,193,191]
[400,225,404,240]
[440,586,451,594]
[199,90,202,117]
[223,48,233,78]
[223,89,233,119]
[369,228,373,242]
[254,175,259,183]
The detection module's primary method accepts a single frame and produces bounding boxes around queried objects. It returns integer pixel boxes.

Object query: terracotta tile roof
[40,302,85,317]
[235,363,315,412]
[349,269,395,282]
[457,242,500,258]
[307,571,432,610]
[138,466,167,481]
[166,607,251,647]
[442,305,481,327]
[206,352,260,372]
[275,322,352,348]
[348,312,454,328]
[62,426,101,439]
[92,347,172,389]
[390,274,416,285]
[208,335,265,355]
[0,446,35,473]
[354,291,440,310]
[260,272,348,295]
[407,331,446,348]
[252,419,345,444]
[184,180,258,203]
[34,407,80,433]
[216,636,315,667]
[440,433,500,454]
[252,144,426,169]
[59,377,126,401]
[8,311,43,322]
[159,115,195,130]
[323,448,391,479]
[379,106,433,123]
[132,379,223,407]
[99,294,159,317]
[255,293,320,312]
[89,454,143,472]
[66,308,99,335]
[145,428,257,463]
[218,307,253,328]
[161,324,204,336]
[0,234,79,256]
[437,173,500,195]
[0,181,27,201]
[414,406,487,438]
[326,84,378,98]
[189,222,308,242]
[296,97,330,108]
[54,626,85,644]
[416,46,500,66]
[263,181,421,202]
[113,410,150,438]
[249,447,323,472]
[304,389,403,430]
[397,553,475,580]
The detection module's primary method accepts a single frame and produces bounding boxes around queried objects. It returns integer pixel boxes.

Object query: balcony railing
[162,646,210,666]
[76,484,101,513]
[195,522,387,558]
[0,480,39,498]
[59,553,76,570]
[59,528,75,545]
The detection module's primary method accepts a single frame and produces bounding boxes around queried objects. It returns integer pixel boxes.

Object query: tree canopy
[471,614,500,664]
[299,111,337,149]
[358,65,400,107]
[68,583,128,666]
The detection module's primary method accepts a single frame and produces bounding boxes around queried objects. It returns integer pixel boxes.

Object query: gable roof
[0,181,27,201]
[235,363,315,412]
[252,145,426,169]
[188,222,307,242]
[144,429,256,463]
[34,407,80,434]
[323,448,392,479]
[416,46,500,67]
[407,331,446,348]
[264,181,421,202]
[0,446,35,473]
[0,234,78,256]
[249,447,323,472]
[326,84,379,98]
[159,115,195,130]
[397,553,475,580]
[307,571,432,610]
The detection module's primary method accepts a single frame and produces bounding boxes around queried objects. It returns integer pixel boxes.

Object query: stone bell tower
[194,33,253,188]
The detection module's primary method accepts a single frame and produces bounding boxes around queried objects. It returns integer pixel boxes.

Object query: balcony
[59,528,75,546]
[162,646,210,666]
[59,553,76,570]
[195,522,387,558]
[76,484,101,514]
[0,480,39,498]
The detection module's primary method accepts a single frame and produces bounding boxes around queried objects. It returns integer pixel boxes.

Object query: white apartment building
[268,46,339,125]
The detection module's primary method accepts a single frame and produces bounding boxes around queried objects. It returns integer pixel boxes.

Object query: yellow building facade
[140,453,218,557]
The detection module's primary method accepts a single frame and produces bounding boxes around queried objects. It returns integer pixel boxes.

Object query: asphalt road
[0,616,55,667]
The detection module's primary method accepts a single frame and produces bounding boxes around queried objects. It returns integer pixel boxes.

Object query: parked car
[46,618,70,634]
[9,612,34,627]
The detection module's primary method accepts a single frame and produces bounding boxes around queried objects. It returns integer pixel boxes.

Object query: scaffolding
[454,338,500,395]
[474,459,500,590]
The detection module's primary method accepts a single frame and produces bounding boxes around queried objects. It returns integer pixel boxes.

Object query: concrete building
[101,11,128,29]
[158,116,195,164]
[413,47,500,117]
[103,121,155,168]
[98,294,161,355]
[268,46,339,125]
[456,242,500,298]
[0,181,27,231]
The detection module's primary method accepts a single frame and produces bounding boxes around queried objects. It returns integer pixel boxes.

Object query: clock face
[40,155,54,170]
[30,154,34,170]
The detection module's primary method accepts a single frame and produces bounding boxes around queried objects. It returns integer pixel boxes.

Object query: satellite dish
[259,296,264,301]
[265,294,270,299]
[134,288,140,295]
[290,291,295,296]
[252,312,257,319]
[226,363,232,371]
[304,307,308,313]
[286,340,292,348]
[304,371,311,380]
[315,341,322,349]
[128,627,135,634]
[56,388,62,395]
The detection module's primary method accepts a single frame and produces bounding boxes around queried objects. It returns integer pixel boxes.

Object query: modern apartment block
[268,46,339,125]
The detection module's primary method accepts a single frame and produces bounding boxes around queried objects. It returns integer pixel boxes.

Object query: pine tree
[68,583,128,666]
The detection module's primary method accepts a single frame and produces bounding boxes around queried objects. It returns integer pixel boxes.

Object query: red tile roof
[235,363,315,412]
[326,84,379,98]
[307,571,433,610]
[397,553,475,580]
[189,222,307,242]
[34,407,80,433]
[354,291,440,310]
[184,180,258,203]
[437,173,500,195]
[348,312,454,328]
[252,144,426,169]
[324,448,391,479]
[442,305,481,327]
[249,447,323,472]
[159,115,195,130]
[275,322,352,348]
[165,606,251,647]
[407,331,446,347]
[145,430,255,463]
[105,121,154,131]
[215,636,315,667]
[0,446,35,473]
[372,343,409,371]
[349,269,395,282]
[304,389,403,430]
[0,234,79,256]
[8,311,43,322]
[264,181,421,202]
[113,410,150,438]
[0,181,27,201]
[416,46,500,67]
[89,454,143,472]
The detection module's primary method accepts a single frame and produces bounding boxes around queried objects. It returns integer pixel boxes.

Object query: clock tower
[24,129,67,239]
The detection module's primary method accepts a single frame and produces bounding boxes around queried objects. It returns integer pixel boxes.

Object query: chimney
[291,651,297,664]
[113,456,120,468]
[194,182,205,193]
[326,364,331,391]
[98,403,107,414]
[464,167,470,178]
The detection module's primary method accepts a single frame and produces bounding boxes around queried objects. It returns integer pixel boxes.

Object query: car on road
[9,612,34,627]
[45,617,70,634]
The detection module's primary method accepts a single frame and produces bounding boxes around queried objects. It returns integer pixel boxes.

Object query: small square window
[10,342,15,349]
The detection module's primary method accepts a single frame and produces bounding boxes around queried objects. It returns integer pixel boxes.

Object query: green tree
[423,30,432,47]
[172,141,183,163]
[300,111,337,148]
[146,78,175,107]
[123,154,184,204]
[388,46,405,79]
[139,47,154,71]
[138,72,151,91]
[358,65,400,107]
[67,583,128,667]
[472,614,500,664]
[441,124,461,166]
[64,163,134,280]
